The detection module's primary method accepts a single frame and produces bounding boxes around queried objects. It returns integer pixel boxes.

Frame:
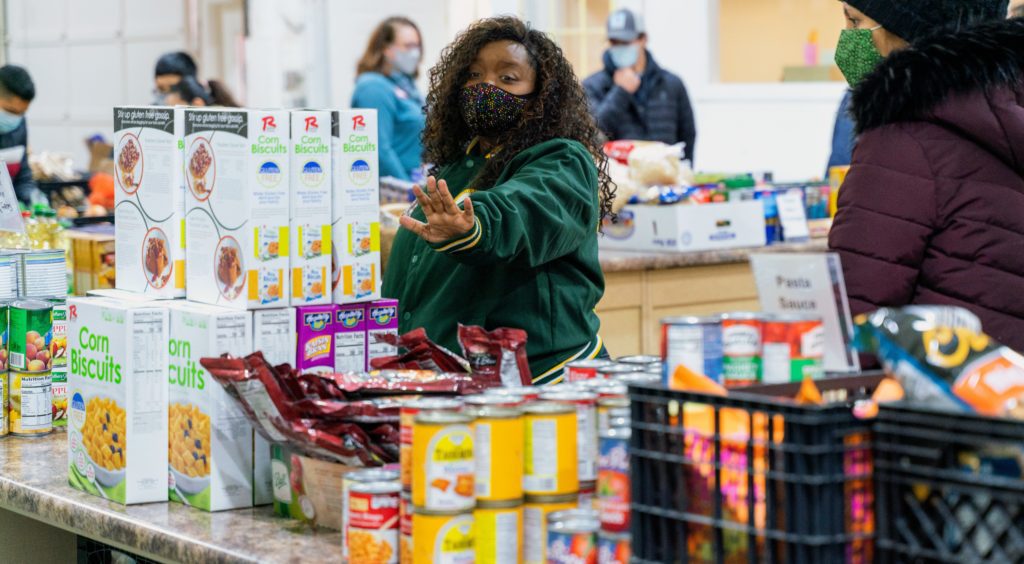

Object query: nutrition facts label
[525,419,557,492]
[334,330,366,373]
[254,310,294,367]
[132,310,167,432]
[17,374,52,430]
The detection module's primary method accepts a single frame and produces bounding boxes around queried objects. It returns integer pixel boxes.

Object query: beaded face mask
[835,26,884,87]
[459,82,531,138]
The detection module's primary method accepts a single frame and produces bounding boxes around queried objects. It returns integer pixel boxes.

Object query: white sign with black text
[0,162,24,234]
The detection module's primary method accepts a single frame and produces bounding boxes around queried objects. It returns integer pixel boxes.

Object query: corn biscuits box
[67,297,169,504]
[166,301,254,511]
[290,110,332,306]
[184,109,290,309]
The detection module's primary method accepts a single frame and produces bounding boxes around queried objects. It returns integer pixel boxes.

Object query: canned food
[9,370,52,436]
[400,398,462,492]
[523,402,578,496]
[613,372,660,387]
[578,481,596,510]
[566,359,613,383]
[48,298,68,426]
[412,509,474,563]
[721,312,764,387]
[523,494,577,564]
[597,427,631,533]
[539,391,597,483]
[475,500,522,564]
[484,386,540,405]
[342,468,401,561]
[662,316,723,387]
[0,372,7,437]
[412,411,475,512]
[9,300,53,373]
[615,355,660,367]
[762,314,825,384]
[598,532,631,564]
[469,404,523,502]
[0,302,8,371]
[399,493,412,564]
[347,480,400,563]
[462,393,522,409]
[596,364,641,380]
[608,416,630,429]
[547,509,599,564]
[597,397,629,434]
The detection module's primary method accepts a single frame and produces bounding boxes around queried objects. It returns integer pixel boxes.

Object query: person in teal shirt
[352,17,426,182]
[383,16,617,384]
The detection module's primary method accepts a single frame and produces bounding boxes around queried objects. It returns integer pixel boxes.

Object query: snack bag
[457,325,532,387]
[369,328,472,374]
[854,306,1024,417]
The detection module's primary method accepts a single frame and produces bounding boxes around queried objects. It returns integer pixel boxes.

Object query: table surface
[0,430,342,564]
[598,238,830,273]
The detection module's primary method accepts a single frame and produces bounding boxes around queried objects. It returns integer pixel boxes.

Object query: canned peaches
[411,411,475,512]
[468,403,523,502]
[475,500,523,564]
[523,402,578,496]
[412,509,474,563]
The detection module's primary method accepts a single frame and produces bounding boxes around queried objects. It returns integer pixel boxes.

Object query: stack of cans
[19,251,67,298]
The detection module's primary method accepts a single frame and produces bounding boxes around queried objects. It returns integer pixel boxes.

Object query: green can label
[0,304,7,372]
[49,301,67,370]
[10,301,54,373]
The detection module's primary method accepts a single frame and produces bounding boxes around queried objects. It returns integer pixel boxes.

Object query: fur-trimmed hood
[852,18,1024,156]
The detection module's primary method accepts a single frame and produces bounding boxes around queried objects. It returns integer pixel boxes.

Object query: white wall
[5,0,186,168]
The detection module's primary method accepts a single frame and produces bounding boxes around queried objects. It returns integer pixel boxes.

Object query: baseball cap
[607,9,644,42]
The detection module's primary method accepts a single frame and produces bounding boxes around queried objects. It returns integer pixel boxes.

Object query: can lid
[523,401,575,415]
[463,394,524,408]
[347,468,400,483]
[615,373,661,385]
[600,426,632,440]
[549,518,601,534]
[350,480,401,495]
[598,365,642,376]
[11,299,52,311]
[661,315,721,325]
[566,358,613,369]
[548,508,599,524]
[412,506,475,517]
[467,404,522,419]
[484,387,537,398]
[414,410,473,425]
[539,390,598,403]
[615,355,660,365]
[597,396,629,407]
[402,397,464,411]
[475,498,524,510]
[720,312,764,322]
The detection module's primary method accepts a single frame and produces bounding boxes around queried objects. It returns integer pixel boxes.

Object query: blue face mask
[0,109,24,134]
[609,44,639,69]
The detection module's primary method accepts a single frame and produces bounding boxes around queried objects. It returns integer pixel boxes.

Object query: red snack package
[457,325,532,387]
[325,370,489,396]
[271,417,388,466]
[369,328,471,373]
[201,353,300,443]
[604,140,637,165]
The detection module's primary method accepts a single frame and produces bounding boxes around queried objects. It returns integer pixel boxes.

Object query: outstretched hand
[400,176,476,244]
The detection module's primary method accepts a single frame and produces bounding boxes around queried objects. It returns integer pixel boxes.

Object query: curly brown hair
[422,16,615,222]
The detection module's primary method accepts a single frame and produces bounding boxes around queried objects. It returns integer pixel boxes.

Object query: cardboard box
[252,308,296,367]
[166,301,255,511]
[69,228,115,295]
[113,106,185,298]
[598,201,767,253]
[271,444,356,530]
[366,299,398,366]
[184,109,290,309]
[296,304,337,374]
[67,297,169,504]
[334,303,366,373]
[330,110,381,304]
[290,110,332,306]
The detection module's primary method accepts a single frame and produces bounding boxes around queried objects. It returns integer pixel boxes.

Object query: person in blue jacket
[827,91,855,175]
[0,66,44,205]
[352,17,427,182]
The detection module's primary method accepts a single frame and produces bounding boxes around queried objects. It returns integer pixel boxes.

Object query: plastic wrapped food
[369,328,472,373]
[324,369,490,396]
[457,324,532,387]
[270,418,390,466]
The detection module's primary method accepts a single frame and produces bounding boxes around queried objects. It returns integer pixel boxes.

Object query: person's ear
[638,34,648,47]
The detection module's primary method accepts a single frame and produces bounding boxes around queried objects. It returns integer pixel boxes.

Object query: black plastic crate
[875,404,1024,563]
[628,374,882,564]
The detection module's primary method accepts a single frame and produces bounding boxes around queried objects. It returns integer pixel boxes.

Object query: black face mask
[459,82,531,138]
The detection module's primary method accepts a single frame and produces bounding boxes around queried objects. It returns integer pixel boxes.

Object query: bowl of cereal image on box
[169,403,212,495]
[186,137,216,201]
[214,236,245,300]
[142,227,172,289]
[79,396,127,489]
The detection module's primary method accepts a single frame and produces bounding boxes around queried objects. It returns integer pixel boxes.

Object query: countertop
[0,430,342,564]
[598,238,830,273]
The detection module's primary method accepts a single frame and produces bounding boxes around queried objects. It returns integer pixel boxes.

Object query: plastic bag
[458,324,532,387]
[369,328,472,373]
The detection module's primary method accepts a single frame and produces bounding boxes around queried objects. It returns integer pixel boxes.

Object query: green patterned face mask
[835,26,884,87]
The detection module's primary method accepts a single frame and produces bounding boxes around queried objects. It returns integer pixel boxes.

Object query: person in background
[828,0,1024,351]
[153,51,239,107]
[826,92,855,174]
[583,9,696,164]
[0,65,45,205]
[1011,0,1024,17]
[351,17,427,182]
[161,75,214,107]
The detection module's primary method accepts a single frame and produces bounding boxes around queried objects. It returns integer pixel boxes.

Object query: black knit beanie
[844,0,1009,43]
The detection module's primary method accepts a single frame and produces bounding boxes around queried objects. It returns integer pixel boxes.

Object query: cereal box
[184,109,290,309]
[334,303,367,373]
[296,304,337,374]
[290,111,332,306]
[67,297,169,504]
[166,301,254,511]
[113,106,185,298]
[331,110,381,304]
[366,299,398,367]
[253,308,296,368]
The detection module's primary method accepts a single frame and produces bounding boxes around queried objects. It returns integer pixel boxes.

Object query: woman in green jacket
[383,16,615,385]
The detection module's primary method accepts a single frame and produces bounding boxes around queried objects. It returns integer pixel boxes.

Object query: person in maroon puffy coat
[829,1,1024,352]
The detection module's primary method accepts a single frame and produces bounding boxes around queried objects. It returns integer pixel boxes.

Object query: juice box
[366,299,398,367]
[290,110,332,306]
[184,109,290,310]
[296,304,337,374]
[67,297,169,504]
[330,110,381,304]
[252,308,296,367]
[334,303,367,373]
[166,301,254,511]
[113,106,185,298]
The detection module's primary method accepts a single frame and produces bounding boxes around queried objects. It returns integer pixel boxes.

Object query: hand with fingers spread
[400,176,476,243]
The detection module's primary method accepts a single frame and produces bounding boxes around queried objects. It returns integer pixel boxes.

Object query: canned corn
[523,402,578,496]
[412,410,475,512]
[346,480,400,563]
[566,359,613,383]
[342,467,400,561]
[399,493,412,564]
[468,403,523,503]
[475,500,522,564]
[412,508,474,563]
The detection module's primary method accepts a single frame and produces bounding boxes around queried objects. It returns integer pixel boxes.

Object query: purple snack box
[366,299,399,366]
[295,304,338,374]
[334,303,367,373]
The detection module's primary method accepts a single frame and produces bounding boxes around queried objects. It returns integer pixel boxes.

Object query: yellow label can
[475,500,523,564]
[9,370,52,436]
[468,401,523,502]
[522,494,578,564]
[412,508,474,563]
[411,410,475,512]
[400,398,463,492]
[523,401,578,496]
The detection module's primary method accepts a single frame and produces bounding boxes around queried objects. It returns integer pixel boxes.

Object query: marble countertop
[598,238,830,273]
[0,430,341,564]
